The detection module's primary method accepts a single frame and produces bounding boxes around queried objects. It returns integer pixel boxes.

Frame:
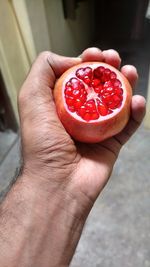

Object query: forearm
[0,175,91,267]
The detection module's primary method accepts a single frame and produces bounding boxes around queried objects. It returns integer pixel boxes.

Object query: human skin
[0,48,146,267]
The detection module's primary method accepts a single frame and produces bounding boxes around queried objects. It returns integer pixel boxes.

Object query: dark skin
[0,48,146,267]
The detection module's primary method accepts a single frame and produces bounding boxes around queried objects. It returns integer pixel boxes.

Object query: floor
[0,131,19,199]
[0,22,150,267]
[71,126,150,267]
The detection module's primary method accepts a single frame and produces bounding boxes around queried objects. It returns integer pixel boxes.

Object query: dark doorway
[94,0,149,43]
[0,71,17,132]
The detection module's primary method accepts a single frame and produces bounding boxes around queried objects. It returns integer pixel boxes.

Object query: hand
[0,48,145,267]
[19,47,146,208]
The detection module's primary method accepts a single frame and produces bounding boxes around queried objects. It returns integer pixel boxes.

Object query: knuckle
[37,51,52,61]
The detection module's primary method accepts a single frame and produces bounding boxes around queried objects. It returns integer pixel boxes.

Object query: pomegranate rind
[54,62,132,143]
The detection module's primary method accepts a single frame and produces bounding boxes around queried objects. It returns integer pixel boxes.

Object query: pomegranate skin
[53,62,132,143]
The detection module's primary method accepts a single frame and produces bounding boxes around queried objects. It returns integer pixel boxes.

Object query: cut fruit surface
[64,65,124,121]
[54,62,132,143]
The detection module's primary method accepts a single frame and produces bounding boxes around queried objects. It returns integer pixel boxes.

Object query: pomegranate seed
[103,81,112,88]
[94,85,103,94]
[116,102,122,108]
[119,95,123,101]
[74,99,82,109]
[84,67,93,77]
[110,72,117,80]
[79,89,87,97]
[83,113,91,121]
[98,89,104,95]
[115,88,123,95]
[113,79,122,88]
[108,102,117,109]
[78,82,85,89]
[68,106,75,112]
[83,76,91,85]
[76,67,93,81]
[94,66,105,78]
[98,103,108,116]
[78,106,86,117]
[66,98,74,106]
[102,95,112,103]
[66,81,72,87]
[72,89,80,97]
[76,68,84,78]
[105,68,111,74]
[92,78,100,87]
[86,99,95,104]
[103,92,110,96]
[113,95,121,103]
[67,78,78,90]
[69,78,84,91]
[105,87,114,93]
[85,100,96,113]
[65,87,73,96]
[79,88,86,95]
[102,69,111,82]
[91,112,99,120]
[80,94,87,103]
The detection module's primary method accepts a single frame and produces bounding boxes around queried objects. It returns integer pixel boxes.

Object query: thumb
[18,51,81,124]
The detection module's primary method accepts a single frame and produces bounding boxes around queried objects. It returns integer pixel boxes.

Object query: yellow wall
[0,0,30,120]
[12,0,37,63]
[25,0,52,54]
[44,0,94,56]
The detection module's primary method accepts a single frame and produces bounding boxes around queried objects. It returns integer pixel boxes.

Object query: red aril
[54,62,132,143]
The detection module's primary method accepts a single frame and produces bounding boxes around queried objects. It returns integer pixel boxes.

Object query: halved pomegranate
[54,62,132,143]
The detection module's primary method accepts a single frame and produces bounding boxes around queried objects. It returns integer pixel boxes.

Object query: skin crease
[0,48,146,267]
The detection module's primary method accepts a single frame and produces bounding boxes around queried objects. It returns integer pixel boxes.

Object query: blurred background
[0,0,150,266]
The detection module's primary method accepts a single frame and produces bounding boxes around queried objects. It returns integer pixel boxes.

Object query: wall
[44,0,94,56]
[25,0,52,55]
[0,0,30,121]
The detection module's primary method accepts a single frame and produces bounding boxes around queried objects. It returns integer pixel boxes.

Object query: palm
[75,139,118,199]
[53,127,121,202]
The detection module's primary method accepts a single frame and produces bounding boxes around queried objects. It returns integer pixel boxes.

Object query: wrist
[0,173,91,267]
[16,173,92,266]
[20,171,93,218]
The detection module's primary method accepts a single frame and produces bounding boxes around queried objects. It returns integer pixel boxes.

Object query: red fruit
[54,62,132,143]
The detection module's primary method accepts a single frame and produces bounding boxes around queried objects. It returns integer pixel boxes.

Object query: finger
[18,51,81,121]
[121,65,138,88]
[25,51,82,89]
[114,95,146,145]
[102,49,121,69]
[80,47,104,62]
[46,53,82,79]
